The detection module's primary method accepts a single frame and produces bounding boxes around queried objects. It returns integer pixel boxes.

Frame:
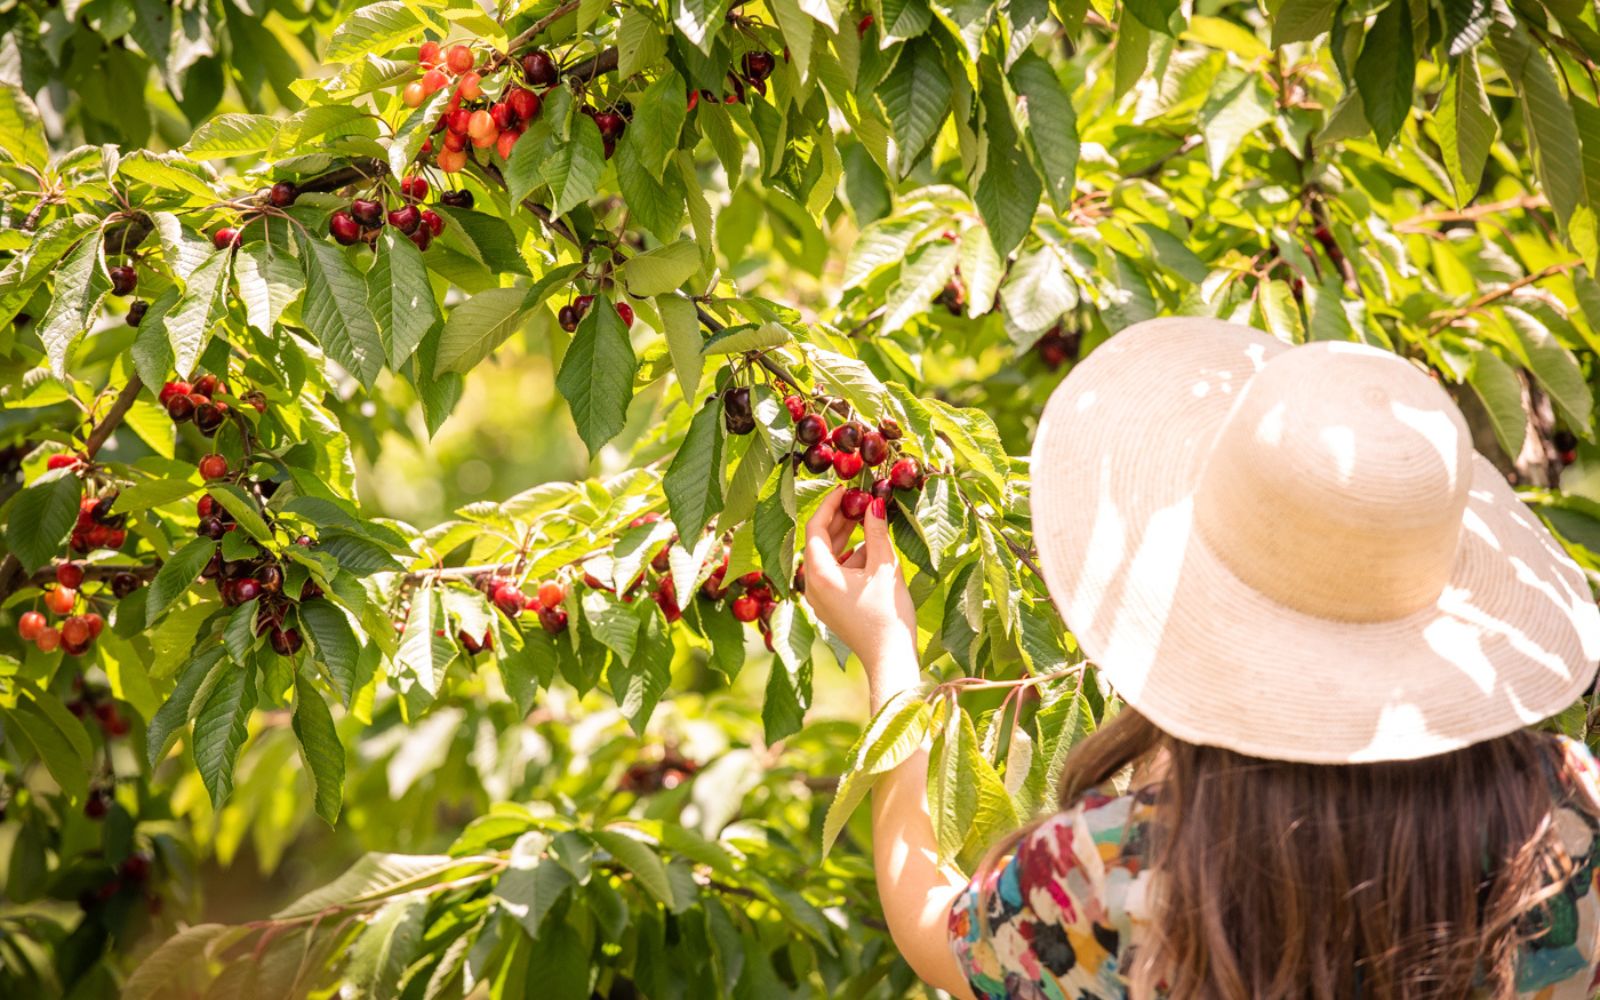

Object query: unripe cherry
[403,81,427,107]
[457,71,482,101]
[61,615,93,646]
[421,68,448,94]
[439,148,468,173]
[537,580,566,608]
[467,109,496,142]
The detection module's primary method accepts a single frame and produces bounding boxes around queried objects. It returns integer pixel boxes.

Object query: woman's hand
[802,489,920,711]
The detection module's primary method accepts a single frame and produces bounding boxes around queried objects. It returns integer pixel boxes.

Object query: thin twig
[1394,194,1549,233]
[484,0,583,72]
[1427,260,1582,334]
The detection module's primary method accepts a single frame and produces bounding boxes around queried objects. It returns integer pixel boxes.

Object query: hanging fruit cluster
[66,674,132,739]
[558,293,634,332]
[1035,323,1081,371]
[466,572,570,640]
[159,372,264,435]
[15,565,106,656]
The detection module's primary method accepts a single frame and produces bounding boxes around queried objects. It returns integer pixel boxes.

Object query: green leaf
[674,0,729,53]
[590,828,676,908]
[36,232,110,376]
[975,57,1042,259]
[164,247,231,378]
[368,228,441,369]
[1467,348,1527,460]
[878,36,951,177]
[611,613,673,734]
[632,70,688,176]
[753,466,797,598]
[1437,54,1496,208]
[145,536,216,627]
[4,470,80,573]
[325,1,424,62]
[822,692,931,854]
[0,85,48,171]
[1505,307,1594,435]
[181,113,278,159]
[624,240,701,296]
[1001,245,1076,337]
[235,233,303,336]
[495,832,575,938]
[1,701,88,802]
[877,0,933,39]
[389,87,452,180]
[1270,0,1338,46]
[556,294,638,457]
[1010,52,1079,212]
[1200,70,1275,176]
[223,600,260,664]
[274,853,467,919]
[298,600,361,704]
[1493,24,1587,230]
[618,5,670,77]
[431,207,531,276]
[663,400,726,541]
[928,702,980,860]
[298,233,386,387]
[1354,0,1414,149]
[292,674,345,825]
[345,896,428,999]
[1441,0,1492,56]
[546,118,608,218]
[152,211,217,282]
[658,294,704,401]
[192,659,258,809]
[207,483,274,542]
[147,647,227,767]
[882,240,958,333]
[433,287,528,377]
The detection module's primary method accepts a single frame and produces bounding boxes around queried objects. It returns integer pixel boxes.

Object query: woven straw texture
[1030,317,1600,763]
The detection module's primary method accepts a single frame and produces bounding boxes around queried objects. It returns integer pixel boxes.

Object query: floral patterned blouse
[949,736,1600,999]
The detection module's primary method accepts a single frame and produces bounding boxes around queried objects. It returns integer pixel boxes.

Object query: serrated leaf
[1505,307,1594,435]
[368,228,441,369]
[658,294,704,401]
[152,211,217,281]
[293,673,345,825]
[326,1,424,62]
[753,466,797,598]
[0,85,48,171]
[928,702,980,860]
[1010,52,1079,211]
[182,113,278,159]
[207,483,274,542]
[298,599,361,705]
[389,87,452,179]
[431,207,531,276]
[878,36,951,176]
[882,240,958,333]
[4,471,80,573]
[1437,54,1497,208]
[147,646,227,767]
[701,321,791,356]
[975,58,1042,258]
[192,659,258,809]
[591,828,676,907]
[122,925,237,1000]
[36,233,110,375]
[346,896,428,999]
[1270,0,1337,46]
[145,536,216,627]
[298,233,386,386]
[556,294,638,457]
[1354,1,1414,149]
[618,5,669,76]
[235,232,303,335]
[610,613,673,734]
[546,118,607,218]
[274,853,467,919]
[664,400,726,541]
[432,288,528,377]
[624,240,701,297]
[165,248,230,377]
[495,832,574,938]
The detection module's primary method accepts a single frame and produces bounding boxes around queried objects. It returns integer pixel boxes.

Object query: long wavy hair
[984,708,1587,999]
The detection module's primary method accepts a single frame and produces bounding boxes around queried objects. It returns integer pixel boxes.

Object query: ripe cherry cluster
[329,179,448,251]
[159,373,264,437]
[68,492,129,554]
[618,747,701,794]
[66,674,131,739]
[104,260,153,328]
[787,395,924,519]
[686,47,777,109]
[557,294,634,332]
[402,41,560,169]
[464,573,570,646]
[76,850,158,921]
[15,564,106,655]
[578,512,685,622]
[1035,324,1080,371]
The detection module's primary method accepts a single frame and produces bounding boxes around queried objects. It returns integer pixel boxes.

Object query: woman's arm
[803,491,976,998]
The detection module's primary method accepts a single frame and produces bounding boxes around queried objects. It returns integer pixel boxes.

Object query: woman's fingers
[862,497,895,570]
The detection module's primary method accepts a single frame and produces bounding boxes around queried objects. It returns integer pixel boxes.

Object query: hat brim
[1030,318,1600,763]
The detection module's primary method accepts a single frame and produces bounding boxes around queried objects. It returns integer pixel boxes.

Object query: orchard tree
[3,0,1600,994]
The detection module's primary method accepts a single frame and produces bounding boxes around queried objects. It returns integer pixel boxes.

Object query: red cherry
[45,587,76,615]
[233,578,263,603]
[456,71,482,101]
[35,626,61,652]
[269,627,303,656]
[387,205,422,234]
[537,581,566,608]
[212,228,240,250]
[857,13,874,34]
[17,611,45,640]
[490,102,516,131]
[629,512,664,527]
[446,44,474,74]
[522,50,559,86]
[467,109,496,143]
[878,418,902,441]
[421,210,444,236]
[653,577,682,622]
[784,395,806,421]
[410,227,433,251]
[329,211,361,245]
[61,615,93,647]
[539,606,569,634]
[83,613,104,638]
[445,107,472,135]
[198,454,229,480]
[594,111,626,142]
[741,50,776,82]
[832,450,864,479]
[419,40,442,67]
[421,68,448,94]
[193,373,225,397]
[493,582,525,617]
[108,265,137,296]
[83,791,108,819]
[731,595,761,622]
[506,87,540,123]
[349,199,383,227]
[268,181,298,207]
[795,414,827,445]
[859,431,888,466]
[802,443,836,474]
[401,175,429,199]
[403,81,427,107]
[830,421,864,453]
[439,147,469,173]
[575,294,595,314]
[558,305,580,332]
[496,129,521,160]
[119,853,152,882]
[888,457,921,490]
[158,381,192,405]
[46,453,81,470]
[56,562,85,589]
[615,302,634,328]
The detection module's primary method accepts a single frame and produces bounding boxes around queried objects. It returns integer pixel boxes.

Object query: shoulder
[948,791,1153,999]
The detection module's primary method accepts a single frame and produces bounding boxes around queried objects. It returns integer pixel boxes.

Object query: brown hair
[985,709,1587,999]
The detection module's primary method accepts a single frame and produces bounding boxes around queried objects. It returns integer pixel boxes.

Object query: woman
[803,318,1600,998]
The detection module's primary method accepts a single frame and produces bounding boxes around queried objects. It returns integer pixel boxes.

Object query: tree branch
[84,377,144,459]
[564,47,619,83]
[1428,260,1581,334]
[484,0,583,73]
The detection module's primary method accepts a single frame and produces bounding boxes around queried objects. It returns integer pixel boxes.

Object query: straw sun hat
[1030,317,1600,764]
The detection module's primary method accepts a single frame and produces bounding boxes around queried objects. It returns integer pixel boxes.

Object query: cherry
[46,453,81,470]
[723,386,752,419]
[212,228,240,250]
[235,578,264,604]
[859,431,888,466]
[653,576,682,622]
[888,456,921,490]
[445,44,474,73]
[439,148,469,173]
[421,68,448,94]
[194,402,227,436]
[46,587,76,615]
[35,624,63,653]
[400,175,428,200]
[84,613,104,639]
[441,189,474,209]
[419,40,442,66]
[421,210,445,236]
[558,305,580,332]
[833,450,864,479]
[857,13,874,34]
[84,790,109,819]
[61,615,93,647]
[110,572,141,598]
[742,50,776,82]
[159,380,191,405]
[878,418,902,441]
[595,111,626,142]
[871,477,895,502]
[731,595,761,622]
[493,582,526,617]
[198,516,226,539]
[538,605,569,634]
[938,279,965,315]
[792,415,828,446]
[269,627,303,656]
[615,302,634,328]
[537,580,566,608]
[575,294,595,314]
[630,512,664,527]
[266,180,298,207]
[198,454,229,480]
[350,199,383,227]
[330,210,361,245]
[403,81,427,107]
[108,265,137,296]
[193,373,225,397]
[17,610,45,640]
[841,488,871,521]
[56,562,85,589]
[244,390,267,413]
[490,102,515,131]
[506,87,540,123]
[602,138,616,160]
[457,71,482,101]
[687,90,700,112]
[523,50,559,87]
[119,853,152,882]
[255,564,282,593]
[496,129,521,160]
[126,300,148,326]
[467,109,497,144]
[725,74,746,104]
[445,107,472,135]
[784,395,806,421]
[583,572,612,591]
[830,422,864,453]
[802,443,836,474]
[410,227,432,251]
[387,205,422,234]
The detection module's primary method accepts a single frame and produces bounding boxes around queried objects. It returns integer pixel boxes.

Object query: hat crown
[1192,342,1473,623]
